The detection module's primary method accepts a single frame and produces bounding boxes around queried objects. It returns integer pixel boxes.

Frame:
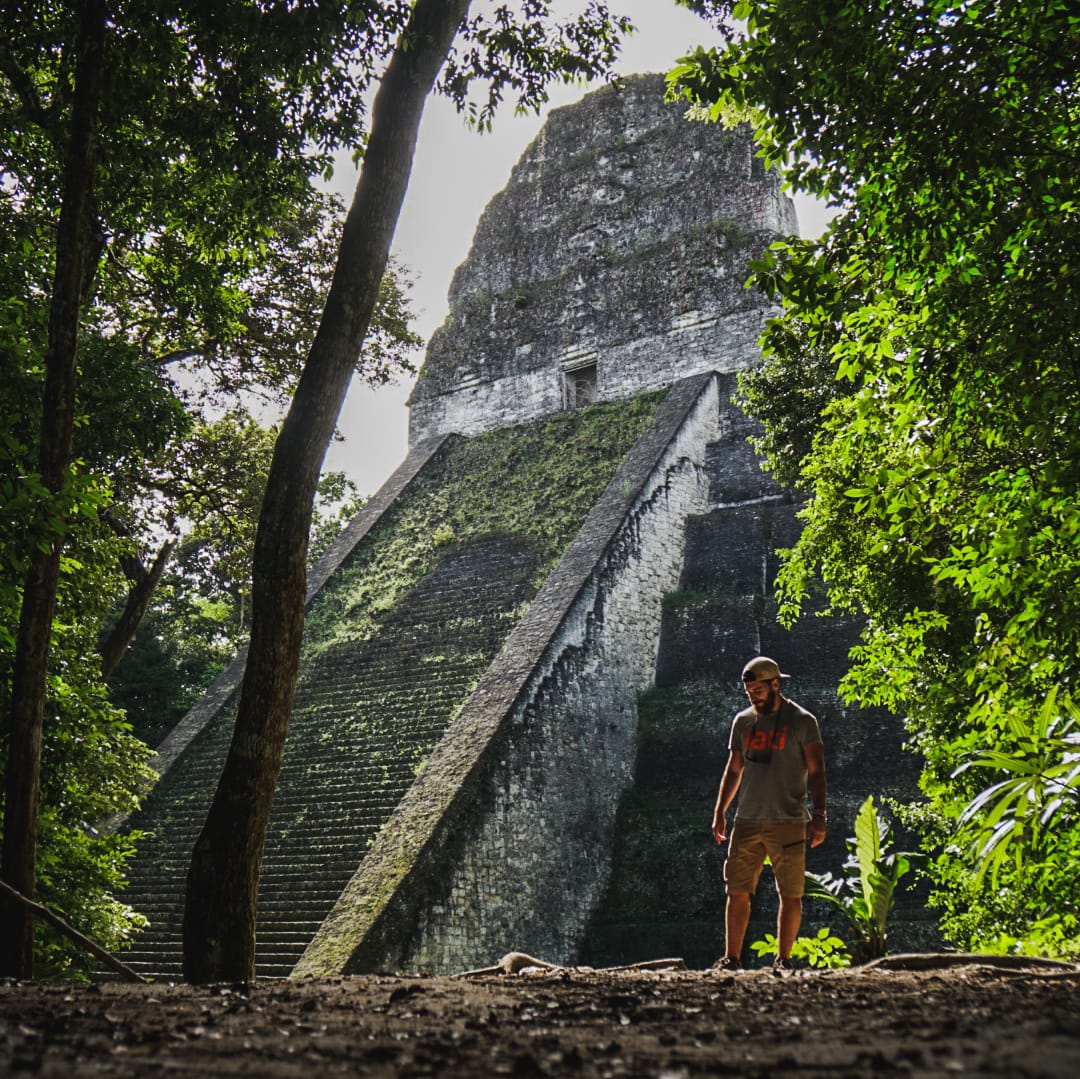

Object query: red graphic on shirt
[748,726,788,752]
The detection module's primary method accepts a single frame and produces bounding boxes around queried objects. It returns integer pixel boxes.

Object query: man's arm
[712,749,744,844]
[805,740,827,848]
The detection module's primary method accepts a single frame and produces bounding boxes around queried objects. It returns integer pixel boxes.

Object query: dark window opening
[566,363,598,409]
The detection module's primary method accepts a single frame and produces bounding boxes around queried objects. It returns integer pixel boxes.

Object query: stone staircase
[120,533,542,980]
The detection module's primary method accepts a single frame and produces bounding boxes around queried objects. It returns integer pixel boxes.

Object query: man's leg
[777,894,802,959]
[725,892,751,960]
[720,822,764,967]
[769,822,809,961]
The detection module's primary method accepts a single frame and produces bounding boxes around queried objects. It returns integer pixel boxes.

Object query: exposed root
[455,952,687,978]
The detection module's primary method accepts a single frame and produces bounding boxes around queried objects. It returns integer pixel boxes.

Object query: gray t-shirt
[729,698,822,822]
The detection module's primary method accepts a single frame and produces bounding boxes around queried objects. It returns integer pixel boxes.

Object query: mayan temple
[115,75,931,981]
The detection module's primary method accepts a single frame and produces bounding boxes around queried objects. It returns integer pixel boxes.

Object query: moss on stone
[303,392,662,657]
[637,684,728,738]
[661,588,711,610]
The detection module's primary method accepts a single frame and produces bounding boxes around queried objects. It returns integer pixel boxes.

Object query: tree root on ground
[862,952,1080,975]
[456,951,1080,978]
[456,952,687,978]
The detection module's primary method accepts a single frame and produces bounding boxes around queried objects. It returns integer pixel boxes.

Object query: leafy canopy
[669,0,1080,954]
[1,0,426,976]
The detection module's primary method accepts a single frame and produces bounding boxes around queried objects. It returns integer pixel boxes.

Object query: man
[711,656,827,973]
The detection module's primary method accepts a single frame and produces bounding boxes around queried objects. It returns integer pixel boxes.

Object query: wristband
[812,810,827,821]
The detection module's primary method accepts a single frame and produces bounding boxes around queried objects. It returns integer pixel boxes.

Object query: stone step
[128,866,361,890]
[120,523,549,978]
[135,788,414,820]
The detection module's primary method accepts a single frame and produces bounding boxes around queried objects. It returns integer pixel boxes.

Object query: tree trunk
[100,540,176,680]
[0,0,107,980]
[181,0,472,985]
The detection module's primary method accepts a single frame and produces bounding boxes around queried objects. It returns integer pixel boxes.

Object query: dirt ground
[3,956,1080,1078]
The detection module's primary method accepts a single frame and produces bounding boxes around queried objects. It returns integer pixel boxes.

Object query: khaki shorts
[724,820,808,897]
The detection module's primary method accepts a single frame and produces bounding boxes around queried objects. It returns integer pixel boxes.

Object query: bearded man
[710,656,827,973]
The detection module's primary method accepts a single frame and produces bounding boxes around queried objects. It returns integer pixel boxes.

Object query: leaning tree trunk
[0,0,107,981]
[181,0,472,985]
[100,540,176,680]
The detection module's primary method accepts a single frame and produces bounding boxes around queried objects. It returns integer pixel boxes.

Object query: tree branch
[0,44,56,130]
[0,879,147,983]
[101,540,176,681]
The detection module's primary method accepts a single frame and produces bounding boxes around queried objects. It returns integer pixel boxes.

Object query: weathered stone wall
[402,380,720,971]
[295,374,722,976]
[407,75,797,444]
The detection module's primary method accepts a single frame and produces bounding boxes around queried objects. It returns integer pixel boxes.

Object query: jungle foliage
[671,0,1080,954]
[5,0,637,983]
[1,0,420,977]
[804,796,923,964]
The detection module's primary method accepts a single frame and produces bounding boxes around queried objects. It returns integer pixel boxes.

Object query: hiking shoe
[771,956,796,976]
[710,956,742,972]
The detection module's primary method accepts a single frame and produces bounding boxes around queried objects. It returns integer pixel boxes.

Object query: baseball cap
[741,656,791,682]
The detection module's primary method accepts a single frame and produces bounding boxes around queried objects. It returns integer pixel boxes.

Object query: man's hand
[712,751,743,846]
[808,817,827,848]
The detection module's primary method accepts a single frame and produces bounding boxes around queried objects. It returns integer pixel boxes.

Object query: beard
[750,685,780,715]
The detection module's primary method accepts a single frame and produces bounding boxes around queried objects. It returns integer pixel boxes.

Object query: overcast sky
[324,2,833,495]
